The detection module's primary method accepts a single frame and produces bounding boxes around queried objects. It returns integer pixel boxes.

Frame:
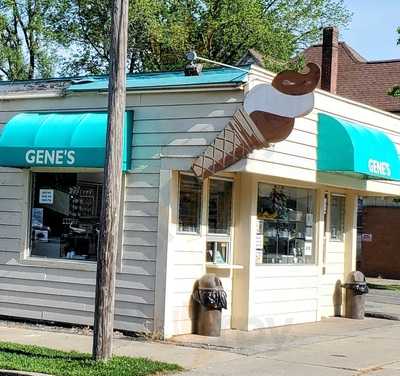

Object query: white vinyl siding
[0,89,243,334]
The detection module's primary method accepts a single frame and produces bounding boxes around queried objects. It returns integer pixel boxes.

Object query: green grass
[0,342,182,376]
[368,283,400,292]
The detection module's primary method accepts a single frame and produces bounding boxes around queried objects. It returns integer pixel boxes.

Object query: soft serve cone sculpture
[192,63,320,179]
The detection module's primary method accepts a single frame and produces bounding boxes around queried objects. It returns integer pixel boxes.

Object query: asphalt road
[366,288,400,319]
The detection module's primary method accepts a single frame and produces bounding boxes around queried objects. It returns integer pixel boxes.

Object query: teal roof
[67,67,249,92]
[317,113,400,181]
[0,112,133,171]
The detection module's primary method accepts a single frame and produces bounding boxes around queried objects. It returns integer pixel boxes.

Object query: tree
[0,0,65,80]
[53,0,351,75]
[389,26,400,97]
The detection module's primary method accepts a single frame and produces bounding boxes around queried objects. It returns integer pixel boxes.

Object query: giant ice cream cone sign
[192,63,321,179]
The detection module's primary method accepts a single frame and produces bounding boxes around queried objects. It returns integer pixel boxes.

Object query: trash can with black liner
[342,271,369,319]
[192,274,227,336]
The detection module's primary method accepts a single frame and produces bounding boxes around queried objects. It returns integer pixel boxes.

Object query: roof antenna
[184,51,250,76]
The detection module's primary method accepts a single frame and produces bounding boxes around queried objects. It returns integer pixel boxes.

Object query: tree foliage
[0,0,65,80]
[388,26,400,98]
[0,0,351,79]
[55,0,351,75]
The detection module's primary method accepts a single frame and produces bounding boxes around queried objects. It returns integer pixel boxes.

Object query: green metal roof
[317,113,400,181]
[0,112,133,171]
[67,67,249,92]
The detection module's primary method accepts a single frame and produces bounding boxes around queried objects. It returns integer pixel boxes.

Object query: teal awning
[0,112,133,171]
[318,114,400,181]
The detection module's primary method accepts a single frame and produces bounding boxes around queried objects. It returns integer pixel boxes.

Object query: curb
[0,371,52,376]
[365,312,400,321]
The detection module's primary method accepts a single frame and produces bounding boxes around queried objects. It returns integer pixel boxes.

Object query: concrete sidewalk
[1,318,400,375]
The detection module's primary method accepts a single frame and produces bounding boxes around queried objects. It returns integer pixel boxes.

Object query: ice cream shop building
[1,62,400,338]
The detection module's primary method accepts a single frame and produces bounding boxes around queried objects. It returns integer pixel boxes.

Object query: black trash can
[342,271,369,319]
[192,274,227,336]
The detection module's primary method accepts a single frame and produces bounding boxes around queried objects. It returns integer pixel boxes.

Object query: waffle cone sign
[192,63,320,179]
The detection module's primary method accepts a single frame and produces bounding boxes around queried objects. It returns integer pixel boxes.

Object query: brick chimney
[321,26,339,94]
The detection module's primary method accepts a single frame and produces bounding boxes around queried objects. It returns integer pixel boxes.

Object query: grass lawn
[0,342,182,376]
[368,283,400,292]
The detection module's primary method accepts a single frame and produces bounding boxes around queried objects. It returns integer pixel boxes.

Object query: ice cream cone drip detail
[192,63,321,179]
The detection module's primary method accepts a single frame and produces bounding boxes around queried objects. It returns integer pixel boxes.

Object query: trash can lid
[345,271,366,283]
[198,273,223,289]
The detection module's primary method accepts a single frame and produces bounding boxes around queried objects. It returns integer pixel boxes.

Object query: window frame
[21,168,123,271]
[206,239,231,264]
[329,193,346,242]
[205,177,234,265]
[177,172,203,234]
[207,177,234,237]
[256,182,317,266]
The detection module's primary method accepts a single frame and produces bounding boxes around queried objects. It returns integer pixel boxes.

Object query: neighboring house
[1,61,400,338]
[303,27,400,114]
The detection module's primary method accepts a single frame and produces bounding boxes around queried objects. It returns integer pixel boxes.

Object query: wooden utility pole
[93,0,129,361]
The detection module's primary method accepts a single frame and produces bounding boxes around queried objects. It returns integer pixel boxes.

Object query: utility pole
[93,0,129,361]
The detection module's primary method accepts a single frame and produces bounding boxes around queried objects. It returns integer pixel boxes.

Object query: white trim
[0,91,63,100]
[20,257,97,271]
[93,85,245,95]
[154,170,173,338]
[206,263,243,270]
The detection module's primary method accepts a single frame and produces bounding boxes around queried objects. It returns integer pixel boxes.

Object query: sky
[341,0,399,61]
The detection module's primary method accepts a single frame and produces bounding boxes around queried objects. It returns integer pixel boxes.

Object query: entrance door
[321,193,347,317]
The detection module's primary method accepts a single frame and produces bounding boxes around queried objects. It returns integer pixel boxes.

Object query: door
[321,193,347,317]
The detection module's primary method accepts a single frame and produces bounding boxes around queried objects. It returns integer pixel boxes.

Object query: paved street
[1,317,400,376]
[367,288,400,319]
[366,278,400,320]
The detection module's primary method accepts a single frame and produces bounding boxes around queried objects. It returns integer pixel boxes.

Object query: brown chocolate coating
[272,63,320,96]
[249,111,295,143]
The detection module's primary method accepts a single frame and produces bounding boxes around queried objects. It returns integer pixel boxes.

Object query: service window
[257,183,316,265]
[330,194,345,241]
[206,178,233,264]
[206,241,230,264]
[30,172,103,261]
[178,174,202,233]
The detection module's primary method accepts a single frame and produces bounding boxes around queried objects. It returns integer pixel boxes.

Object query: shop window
[30,172,103,261]
[178,174,202,233]
[208,179,233,235]
[257,183,315,265]
[330,195,345,241]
